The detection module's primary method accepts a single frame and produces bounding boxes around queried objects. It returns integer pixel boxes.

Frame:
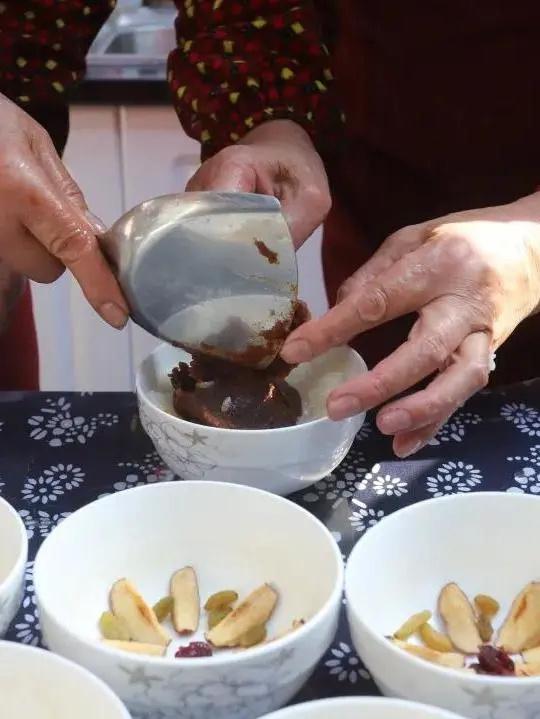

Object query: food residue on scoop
[169,301,309,430]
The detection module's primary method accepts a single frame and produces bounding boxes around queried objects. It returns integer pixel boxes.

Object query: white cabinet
[32,105,328,391]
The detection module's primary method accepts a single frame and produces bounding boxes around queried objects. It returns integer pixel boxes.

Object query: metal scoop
[100,192,298,368]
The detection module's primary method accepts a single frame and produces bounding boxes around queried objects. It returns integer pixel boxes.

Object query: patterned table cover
[1,383,540,707]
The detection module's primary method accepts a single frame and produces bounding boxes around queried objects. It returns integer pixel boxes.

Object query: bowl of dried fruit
[136,342,367,496]
[345,492,540,719]
[259,696,468,719]
[0,640,131,718]
[34,481,343,719]
[0,495,27,637]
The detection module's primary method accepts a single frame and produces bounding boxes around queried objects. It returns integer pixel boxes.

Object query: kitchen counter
[71,78,170,105]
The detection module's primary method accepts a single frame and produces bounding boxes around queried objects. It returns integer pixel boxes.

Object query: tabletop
[1,381,540,705]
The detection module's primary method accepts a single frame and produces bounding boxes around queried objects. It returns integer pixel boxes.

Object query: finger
[282,240,448,364]
[392,421,442,459]
[378,330,491,442]
[32,127,88,213]
[324,298,473,420]
[0,223,64,283]
[337,224,425,301]
[186,155,257,193]
[18,169,129,328]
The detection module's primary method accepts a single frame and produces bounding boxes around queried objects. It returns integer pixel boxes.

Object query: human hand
[281,195,540,456]
[186,120,331,248]
[0,94,128,329]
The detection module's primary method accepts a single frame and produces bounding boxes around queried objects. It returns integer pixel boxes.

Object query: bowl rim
[259,696,468,718]
[135,342,367,436]
[345,491,540,686]
[34,480,345,668]
[0,640,131,717]
[0,495,28,593]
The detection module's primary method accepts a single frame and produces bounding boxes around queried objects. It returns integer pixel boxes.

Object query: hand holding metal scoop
[100,192,298,368]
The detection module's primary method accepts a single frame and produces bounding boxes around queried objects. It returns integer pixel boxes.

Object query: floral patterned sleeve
[167,0,343,160]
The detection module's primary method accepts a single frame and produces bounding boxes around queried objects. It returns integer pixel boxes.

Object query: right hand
[186,120,331,248]
[0,94,128,329]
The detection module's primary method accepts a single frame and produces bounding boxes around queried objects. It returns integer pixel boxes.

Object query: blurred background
[32,0,328,392]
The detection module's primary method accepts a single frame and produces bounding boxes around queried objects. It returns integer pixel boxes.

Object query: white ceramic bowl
[136,343,367,496]
[260,697,467,719]
[34,481,343,719]
[345,492,540,719]
[0,495,27,636]
[0,640,131,718]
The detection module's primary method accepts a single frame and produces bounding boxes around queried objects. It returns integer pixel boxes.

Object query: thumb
[186,158,257,193]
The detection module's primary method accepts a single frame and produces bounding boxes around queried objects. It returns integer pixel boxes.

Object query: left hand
[281,194,540,456]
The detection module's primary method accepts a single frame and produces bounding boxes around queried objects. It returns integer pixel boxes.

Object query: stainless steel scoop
[100,192,298,368]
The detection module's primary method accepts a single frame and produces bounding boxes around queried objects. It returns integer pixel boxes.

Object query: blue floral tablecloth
[1,382,540,704]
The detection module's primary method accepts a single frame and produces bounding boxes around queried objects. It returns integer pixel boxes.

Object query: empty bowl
[0,495,27,637]
[34,481,343,719]
[345,492,540,719]
[0,640,130,718]
[259,696,467,719]
[136,343,367,496]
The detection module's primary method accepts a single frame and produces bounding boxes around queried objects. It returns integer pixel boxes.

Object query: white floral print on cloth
[501,402,540,437]
[426,461,483,497]
[14,561,40,646]
[349,499,385,533]
[365,463,408,497]
[115,452,175,492]
[302,452,367,505]
[21,464,84,505]
[0,474,4,495]
[507,467,540,495]
[28,396,119,447]
[19,509,71,540]
[428,411,481,445]
[325,641,371,684]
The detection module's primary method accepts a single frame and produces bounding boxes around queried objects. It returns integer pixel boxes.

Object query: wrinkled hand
[281,195,540,456]
[186,120,330,248]
[0,94,128,328]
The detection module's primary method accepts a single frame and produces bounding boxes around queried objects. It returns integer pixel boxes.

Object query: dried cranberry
[175,642,213,658]
[473,645,515,676]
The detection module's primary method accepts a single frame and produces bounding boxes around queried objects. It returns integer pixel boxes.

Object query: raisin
[175,641,213,658]
[473,645,515,676]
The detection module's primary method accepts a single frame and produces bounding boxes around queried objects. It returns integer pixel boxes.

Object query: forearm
[167,0,343,159]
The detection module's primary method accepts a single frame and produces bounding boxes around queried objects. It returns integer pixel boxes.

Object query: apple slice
[392,639,465,668]
[438,583,481,654]
[207,584,278,648]
[171,566,200,635]
[103,639,166,657]
[110,579,170,647]
[516,661,540,677]
[523,646,540,663]
[498,582,540,653]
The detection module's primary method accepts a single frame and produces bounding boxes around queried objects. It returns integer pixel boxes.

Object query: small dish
[0,495,27,637]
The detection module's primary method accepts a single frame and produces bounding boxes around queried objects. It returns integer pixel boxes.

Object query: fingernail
[328,395,362,420]
[100,301,128,329]
[395,439,424,459]
[85,210,107,234]
[378,409,412,434]
[281,338,313,364]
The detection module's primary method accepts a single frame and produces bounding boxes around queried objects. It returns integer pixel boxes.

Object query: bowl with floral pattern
[0,640,131,718]
[259,696,467,718]
[34,480,344,719]
[0,495,27,637]
[345,492,540,719]
[136,342,367,496]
